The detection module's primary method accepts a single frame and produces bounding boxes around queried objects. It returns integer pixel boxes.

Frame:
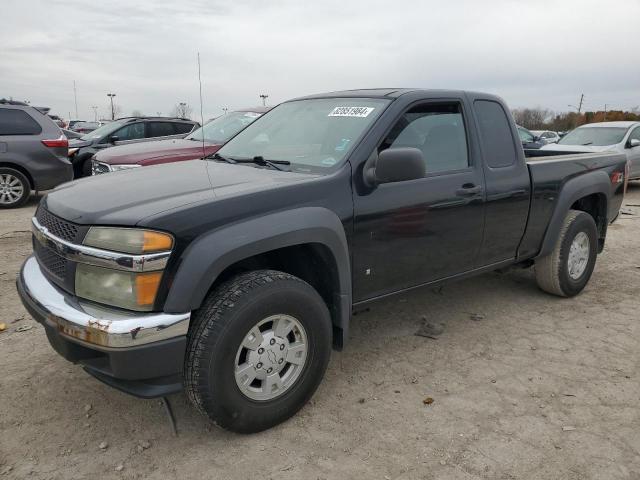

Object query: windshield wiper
[234,156,290,171]
[582,142,593,145]
[209,152,236,163]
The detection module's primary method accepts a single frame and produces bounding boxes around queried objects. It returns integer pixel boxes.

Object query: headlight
[84,227,173,254]
[68,148,79,157]
[75,264,162,311]
[110,164,141,171]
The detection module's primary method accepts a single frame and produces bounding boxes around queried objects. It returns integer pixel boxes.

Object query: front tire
[0,168,31,208]
[184,270,332,433]
[535,209,598,297]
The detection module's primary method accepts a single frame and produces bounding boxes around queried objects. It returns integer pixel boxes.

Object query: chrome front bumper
[18,256,190,348]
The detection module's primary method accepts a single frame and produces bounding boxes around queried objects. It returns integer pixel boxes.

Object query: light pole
[91,106,98,122]
[107,93,116,120]
[222,107,228,115]
[179,102,187,118]
[259,94,269,107]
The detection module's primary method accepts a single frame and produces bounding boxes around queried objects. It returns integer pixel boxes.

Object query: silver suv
[0,100,73,208]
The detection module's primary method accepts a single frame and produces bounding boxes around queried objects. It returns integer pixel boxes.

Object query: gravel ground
[1,186,639,480]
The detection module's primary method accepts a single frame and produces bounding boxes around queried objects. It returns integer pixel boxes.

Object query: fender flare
[536,170,610,259]
[163,206,352,343]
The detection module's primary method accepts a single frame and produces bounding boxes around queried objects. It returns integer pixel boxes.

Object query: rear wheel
[184,270,332,433]
[535,209,598,297]
[0,168,30,208]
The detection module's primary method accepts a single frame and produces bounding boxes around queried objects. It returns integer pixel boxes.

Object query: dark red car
[91,107,269,174]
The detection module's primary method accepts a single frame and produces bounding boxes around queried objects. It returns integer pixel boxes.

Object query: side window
[474,100,518,168]
[0,108,42,135]
[380,103,469,173]
[147,122,175,138]
[113,122,145,141]
[173,122,194,134]
[518,128,534,143]
[630,127,640,142]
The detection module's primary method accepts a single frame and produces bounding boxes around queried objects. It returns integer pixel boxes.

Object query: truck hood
[43,159,317,225]
[540,143,618,153]
[93,139,221,165]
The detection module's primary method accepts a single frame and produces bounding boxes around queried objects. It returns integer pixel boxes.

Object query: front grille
[35,242,67,279]
[36,207,80,243]
[92,161,111,175]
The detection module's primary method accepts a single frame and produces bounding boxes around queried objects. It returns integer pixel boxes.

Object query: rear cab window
[0,108,43,135]
[473,100,518,168]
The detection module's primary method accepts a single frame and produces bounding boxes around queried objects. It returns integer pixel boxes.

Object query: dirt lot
[1,187,639,480]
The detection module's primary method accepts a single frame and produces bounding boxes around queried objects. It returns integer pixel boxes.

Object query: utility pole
[73,80,78,119]
[259,94,269,107]
[577,93,584,114]
[107,93,116,120]
[222,107,228,115]
[91,106,98,122]
[603,104,608,121]
[179,102,187,118]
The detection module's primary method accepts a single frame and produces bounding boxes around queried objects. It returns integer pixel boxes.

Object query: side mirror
[365,147,426,185]
[628,139,640,148]
[109,135,119,144]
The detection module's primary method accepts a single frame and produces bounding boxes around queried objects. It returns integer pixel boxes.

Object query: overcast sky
[2,0,639,121]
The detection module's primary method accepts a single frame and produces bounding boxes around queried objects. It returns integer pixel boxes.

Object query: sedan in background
[531,130,561,144]
[71,121,101,133]
[68,116,200,177]
[517,125,546,149]
[541,121,640,179]
[91,107,269,174]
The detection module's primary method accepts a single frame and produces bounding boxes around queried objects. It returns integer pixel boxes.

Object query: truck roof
[291,88,499,101]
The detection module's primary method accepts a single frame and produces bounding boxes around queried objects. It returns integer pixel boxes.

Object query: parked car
[541,121,640,179]
[0,99,72,208]
[48,115,65,128]
[91,108,268,174]
[67,120,85,130]
[18,89,626,433]
[71,121,101,134]
[68,116,200,177]
[517,125,546,149]
[531,130,561,144]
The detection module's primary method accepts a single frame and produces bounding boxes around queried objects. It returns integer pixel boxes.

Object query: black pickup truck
[17,89,627,433]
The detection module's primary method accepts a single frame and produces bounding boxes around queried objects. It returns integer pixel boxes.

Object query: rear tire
[535,209,597,297]
[0,168,30,209]
[184,270,332,433]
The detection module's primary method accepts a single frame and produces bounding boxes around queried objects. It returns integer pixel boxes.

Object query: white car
[541,121,640,179]
[532,130,561,144]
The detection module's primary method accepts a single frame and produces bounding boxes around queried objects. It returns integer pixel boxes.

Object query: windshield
[80,120,125,141]
[217,98,390,172]
[186,111,262,143]
[559,127,628,146]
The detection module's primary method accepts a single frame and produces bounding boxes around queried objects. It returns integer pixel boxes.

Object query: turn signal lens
[135,272,163,307]
[142,231,173,252]
[84,227,173,254]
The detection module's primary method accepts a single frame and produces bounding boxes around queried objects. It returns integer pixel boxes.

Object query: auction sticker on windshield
[328,106,375,117]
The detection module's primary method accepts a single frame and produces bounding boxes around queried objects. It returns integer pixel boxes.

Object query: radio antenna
[197,52,206,159]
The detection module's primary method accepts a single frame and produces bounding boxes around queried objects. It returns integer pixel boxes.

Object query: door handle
[455,183,482,196]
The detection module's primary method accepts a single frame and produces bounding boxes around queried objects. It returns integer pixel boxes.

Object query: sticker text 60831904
[328,107,374,118]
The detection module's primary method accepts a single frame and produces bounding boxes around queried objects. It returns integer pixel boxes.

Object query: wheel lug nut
[278,358,283,364]
[258,348,264,354]
[270,339,276,345]
[279,344,285,350]
[256,362,262,368]
[267,367,273,373]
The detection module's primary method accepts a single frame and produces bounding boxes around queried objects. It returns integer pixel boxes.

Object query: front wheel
[184,270,332,433]
[535,209,598,297]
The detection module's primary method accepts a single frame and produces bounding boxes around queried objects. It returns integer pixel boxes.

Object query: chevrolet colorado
[17,89,627,433]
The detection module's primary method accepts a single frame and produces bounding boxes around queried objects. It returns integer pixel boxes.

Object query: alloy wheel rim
[567,231,590,280]
[234,314,308,401]
[0,174,24,205]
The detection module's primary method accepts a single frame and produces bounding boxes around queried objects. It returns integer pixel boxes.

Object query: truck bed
[517,151,627,260]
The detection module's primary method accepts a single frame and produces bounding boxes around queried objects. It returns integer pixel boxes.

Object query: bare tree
[170,103,192,119]
[511,107,553,129]
[131,109,143,117]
